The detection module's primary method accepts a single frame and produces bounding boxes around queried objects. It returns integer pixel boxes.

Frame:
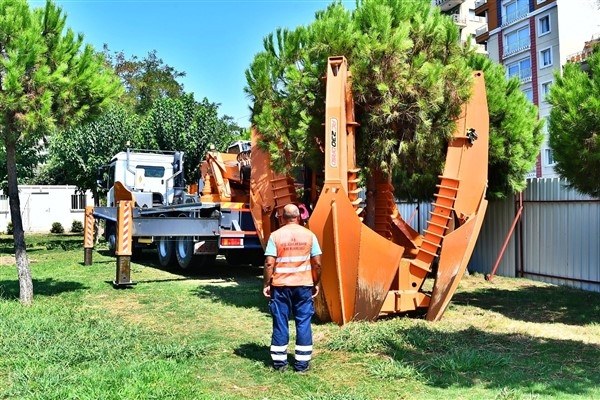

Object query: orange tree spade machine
[250,56,489,323]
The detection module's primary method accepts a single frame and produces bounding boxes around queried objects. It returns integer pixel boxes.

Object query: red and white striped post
[114,200,135,287]
[83,206,95,265]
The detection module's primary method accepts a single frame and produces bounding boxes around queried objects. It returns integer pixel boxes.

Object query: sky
[29,0,355,128]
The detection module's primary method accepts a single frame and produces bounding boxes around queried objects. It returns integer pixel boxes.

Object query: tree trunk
[364,169,377,230]
[6,140,34,305]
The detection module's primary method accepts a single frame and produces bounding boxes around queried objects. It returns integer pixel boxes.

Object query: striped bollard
[83,206,94,265]
[114,200,136,287]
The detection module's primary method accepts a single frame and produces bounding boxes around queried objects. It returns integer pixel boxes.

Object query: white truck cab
[100,149,185,208]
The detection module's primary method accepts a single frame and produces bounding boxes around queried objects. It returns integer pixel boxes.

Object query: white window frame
[538,15,551,36]
[540,80,552,100]
[545,148,556,166]
[70,193,87,211]
[540,47,553,68]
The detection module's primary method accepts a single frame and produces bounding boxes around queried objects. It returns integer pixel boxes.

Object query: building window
[503,0,529,25]
[522,88,533,102]
[545,149,556,166]
[507,57,532,82]
[504,26,530,56]
[540,47,553,68]
[71,194,87,210]
[541,81,552,100]
[538,15,550,36]
[0,195,8,213]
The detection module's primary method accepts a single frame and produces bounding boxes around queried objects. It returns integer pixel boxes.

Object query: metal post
[114,200,136,287]
[487,192,523,282]
[83,206,94,265]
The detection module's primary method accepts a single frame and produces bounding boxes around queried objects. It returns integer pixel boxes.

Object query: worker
[262,203,322,373]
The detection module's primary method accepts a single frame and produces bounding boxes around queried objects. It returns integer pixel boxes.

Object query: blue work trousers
[269,286,314,371]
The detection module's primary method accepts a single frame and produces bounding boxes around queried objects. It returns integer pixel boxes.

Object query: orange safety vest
[270,224,314,287]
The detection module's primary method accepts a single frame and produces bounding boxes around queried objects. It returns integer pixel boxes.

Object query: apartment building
[473,0,600,177]
[432,0,488,51]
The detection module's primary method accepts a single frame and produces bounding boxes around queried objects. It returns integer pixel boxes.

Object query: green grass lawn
[0,234,599,399]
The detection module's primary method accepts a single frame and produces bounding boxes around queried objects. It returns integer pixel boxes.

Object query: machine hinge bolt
[466,128,478,144]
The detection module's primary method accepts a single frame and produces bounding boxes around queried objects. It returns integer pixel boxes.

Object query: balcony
[566,32,600,71]
[502,40,531,59]
[474,0,488,16]
[521,69,532,83]
[508,68,532,83]
[451,13,467,27]
[567,50,594,64]
[501,7,529,27]
[475,24,488,36]
[433,0,466,13]
[475,24,489,44]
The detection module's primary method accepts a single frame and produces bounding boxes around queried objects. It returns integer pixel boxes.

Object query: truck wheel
[175,236,195,270]
[107,224,117,257]
[157,236,175,267]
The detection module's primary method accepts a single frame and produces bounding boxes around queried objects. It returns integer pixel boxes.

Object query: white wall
[0,185,93,233]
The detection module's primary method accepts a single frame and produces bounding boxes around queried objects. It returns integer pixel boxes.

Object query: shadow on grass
[378,324,600,397]
[0,235,85,255]
[452,284,600,325]
[0,277,88,298]
[190,281,269,314]
[129,250,263,280]
[234,342,271,367]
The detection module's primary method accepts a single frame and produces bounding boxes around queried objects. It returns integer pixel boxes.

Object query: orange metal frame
[309,58,489,324]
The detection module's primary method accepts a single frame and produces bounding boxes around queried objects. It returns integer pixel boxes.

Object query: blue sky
[30,0,355,127]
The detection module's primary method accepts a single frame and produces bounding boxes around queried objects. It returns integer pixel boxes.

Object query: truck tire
[175,236,195,270]
[107,224,117,257]
[157,236,175,267]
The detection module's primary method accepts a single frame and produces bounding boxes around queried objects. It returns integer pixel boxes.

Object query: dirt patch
[0,256,14,266]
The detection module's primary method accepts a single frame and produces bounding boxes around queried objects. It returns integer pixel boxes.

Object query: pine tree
[0,0,121,304]
[246,0,542,204]
[548,50,600,197]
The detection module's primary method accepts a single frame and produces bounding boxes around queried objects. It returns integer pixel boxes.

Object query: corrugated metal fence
[470,177,600,292]
[398,177,600,293]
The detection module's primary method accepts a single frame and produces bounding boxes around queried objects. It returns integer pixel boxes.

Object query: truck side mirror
[97,166,106,188]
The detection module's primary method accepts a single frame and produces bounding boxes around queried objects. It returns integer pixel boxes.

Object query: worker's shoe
[273,364,287,373]
[294,366,310,374]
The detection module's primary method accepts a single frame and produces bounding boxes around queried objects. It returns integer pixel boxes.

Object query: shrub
[50,222,65,234]
[6,221,13,235]
[71,220,84,233]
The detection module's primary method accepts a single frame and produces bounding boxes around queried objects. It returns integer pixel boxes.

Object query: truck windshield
[136,165,165,178]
